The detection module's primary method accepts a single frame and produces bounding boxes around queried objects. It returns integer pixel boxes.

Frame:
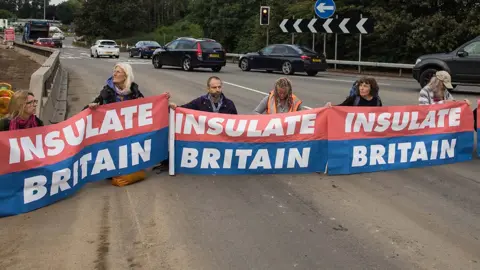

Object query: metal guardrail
[0,34,67,124]
[225,53,414,76]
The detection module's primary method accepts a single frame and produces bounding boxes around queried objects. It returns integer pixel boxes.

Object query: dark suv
[413,36,480,89]
[152,37,226,72]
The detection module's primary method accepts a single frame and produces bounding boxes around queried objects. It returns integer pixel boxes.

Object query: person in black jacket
[0,90,43,131]
[326,76,382,107]
[84,63,146,110]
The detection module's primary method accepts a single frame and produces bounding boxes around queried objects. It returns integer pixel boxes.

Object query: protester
[418,70,476,129]
[0,90,43,131]
[254,77,305,114]
[84,63,171,109]
[169,76,237,114]
[326,76,382,107]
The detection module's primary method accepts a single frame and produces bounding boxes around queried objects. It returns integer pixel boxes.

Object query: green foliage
[72,0,480,63]
[0,9,14,19]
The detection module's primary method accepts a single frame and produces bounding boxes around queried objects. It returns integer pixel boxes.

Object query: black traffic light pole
[260,6,270,46]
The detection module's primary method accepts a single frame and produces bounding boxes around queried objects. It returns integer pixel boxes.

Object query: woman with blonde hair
[254,77,305,114]
[418,71,470,105]
[0,90,43,131]
[85,63,146,109]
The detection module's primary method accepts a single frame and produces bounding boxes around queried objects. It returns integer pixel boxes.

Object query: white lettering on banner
[344,108,461,133]
[9,103,153,164]
[180,147,310,169]
[23,139,151,204]
[177,113,317,137]
[351,139,456,167]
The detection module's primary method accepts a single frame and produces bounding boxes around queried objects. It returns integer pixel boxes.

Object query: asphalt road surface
[1,38,479,270]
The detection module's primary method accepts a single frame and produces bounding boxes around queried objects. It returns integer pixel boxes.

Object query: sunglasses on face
[26,99,38,105]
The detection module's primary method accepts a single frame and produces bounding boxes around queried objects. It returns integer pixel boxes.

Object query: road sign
[4,28,15,41]
[279,17,374,34]
[314,0,336,19]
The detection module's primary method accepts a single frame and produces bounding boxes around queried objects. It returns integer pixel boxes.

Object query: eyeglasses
[26,99,38,105]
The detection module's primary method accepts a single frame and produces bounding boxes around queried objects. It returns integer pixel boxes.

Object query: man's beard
[210,92,221,99]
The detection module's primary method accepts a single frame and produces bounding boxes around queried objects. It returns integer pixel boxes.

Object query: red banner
[4,28,15,41]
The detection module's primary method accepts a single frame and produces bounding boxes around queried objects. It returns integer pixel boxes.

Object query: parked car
[238,44,328,76]
[152,37,226,72]
[34,38,55,48]
[413,36,480,89]
[90,39,120,58]
[129,41,162,58]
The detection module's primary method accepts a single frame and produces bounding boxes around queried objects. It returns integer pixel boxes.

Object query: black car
[413,36,480,89]
[238,44,327,76]
[129,40,161,58]
[152,37,226,72]
[52,37,62,48]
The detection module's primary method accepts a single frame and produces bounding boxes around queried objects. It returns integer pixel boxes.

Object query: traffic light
[260,6,270,25]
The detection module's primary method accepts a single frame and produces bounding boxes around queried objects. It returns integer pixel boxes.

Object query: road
[1,38,479,270]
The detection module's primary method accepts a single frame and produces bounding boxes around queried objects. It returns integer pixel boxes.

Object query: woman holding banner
[419,71,476,129]
[0,90,43,131]
[325,76,382,107]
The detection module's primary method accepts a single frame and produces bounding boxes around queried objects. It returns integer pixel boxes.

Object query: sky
[50,0,66,5]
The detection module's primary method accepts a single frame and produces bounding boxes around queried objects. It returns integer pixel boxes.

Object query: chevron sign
[279,18,374,34]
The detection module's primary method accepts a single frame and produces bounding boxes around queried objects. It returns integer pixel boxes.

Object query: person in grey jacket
[419,70,476,130]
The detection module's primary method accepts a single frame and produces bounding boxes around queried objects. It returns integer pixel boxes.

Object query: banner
[0,95,169,217]
[477,100,480,157]
[327,102,474,175]
[173,107,329,174]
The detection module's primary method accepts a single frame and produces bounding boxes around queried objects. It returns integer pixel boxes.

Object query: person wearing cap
[418,71,471,106]
[419,70,476,130]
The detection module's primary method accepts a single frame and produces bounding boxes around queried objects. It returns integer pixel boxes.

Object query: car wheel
[240,58,250,71]
[129,51,133,58]
[306,71,318,76]
[95,51,100,58]
[419,68,437,88]
[140,52,143,59]
[182,57,193,71]
[282,61,294,75]
[153,55,162,69]
[115,55,119,59]
[212,66,222,72]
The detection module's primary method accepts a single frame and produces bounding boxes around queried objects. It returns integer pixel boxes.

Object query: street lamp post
[44,0,46,19]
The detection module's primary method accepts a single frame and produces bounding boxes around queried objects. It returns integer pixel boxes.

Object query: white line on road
[224,81,312,109]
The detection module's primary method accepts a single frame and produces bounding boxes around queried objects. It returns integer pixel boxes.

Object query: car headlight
[415,58,422,64]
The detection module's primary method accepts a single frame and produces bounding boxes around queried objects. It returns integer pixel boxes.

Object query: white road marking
[224,81,312,109]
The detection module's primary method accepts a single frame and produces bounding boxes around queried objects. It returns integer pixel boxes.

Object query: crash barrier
[0,34,68,125]
[0,94,478,217]
[0,95,169,217]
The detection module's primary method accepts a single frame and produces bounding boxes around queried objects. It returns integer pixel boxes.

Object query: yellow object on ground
[0,88,14,117]
[111,170,147,187]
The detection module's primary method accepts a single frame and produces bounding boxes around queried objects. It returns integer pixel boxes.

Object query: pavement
[1,38,479,270]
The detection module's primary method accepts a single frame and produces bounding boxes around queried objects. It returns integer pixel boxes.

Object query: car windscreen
[144,41,160,46]
[293,45,317,54]
[100,41,117,46]
[200,41,223,49]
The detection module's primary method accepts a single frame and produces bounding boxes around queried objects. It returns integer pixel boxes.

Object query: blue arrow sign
[314,0,336,19]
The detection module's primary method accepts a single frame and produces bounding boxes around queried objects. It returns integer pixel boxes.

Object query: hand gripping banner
[327,102,474,175]
[0,94,170,217]
[171,107,329,175]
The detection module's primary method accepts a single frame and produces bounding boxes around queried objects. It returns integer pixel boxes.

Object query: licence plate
[312,58,320,62]
[210,53,220,58]
[106,52,112,54]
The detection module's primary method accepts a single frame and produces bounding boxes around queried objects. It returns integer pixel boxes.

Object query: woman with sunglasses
[0,90,43,131]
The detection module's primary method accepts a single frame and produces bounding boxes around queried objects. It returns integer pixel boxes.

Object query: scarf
[115,85,132,102]
[9,114,38,130]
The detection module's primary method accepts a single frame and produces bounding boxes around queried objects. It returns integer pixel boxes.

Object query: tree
[0,9,14,19]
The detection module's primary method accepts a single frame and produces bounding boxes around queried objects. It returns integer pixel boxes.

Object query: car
[152,37,226,72]
[52,36,62,48]
[413,36,480,89]
[90,39,120,58]
[34,38,55,48]
[129,41,162,58]
[52,32,64,40]
[238,44,328,76]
